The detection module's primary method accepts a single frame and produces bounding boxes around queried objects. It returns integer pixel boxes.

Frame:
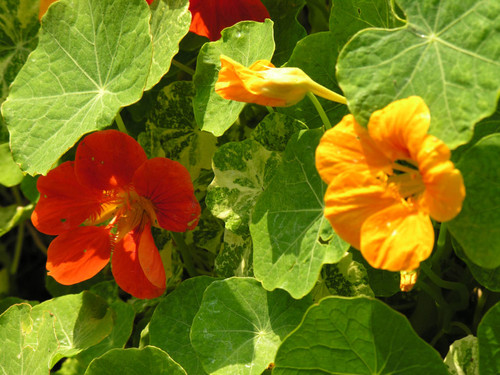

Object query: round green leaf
[274,296,448,374]
[0,0,40,104]
[215,230,253,278]
[337,0,500,149]
[149,276,218,375]
[448,134,500,268]
[478,301,500,374]
[31,291,114,367]
[250,112,307,152]
[190,277,312,375]
[193,20,275,137]
[2,0,152,175]
[0,303,58,375]
[145,0,191,90]
[250,129,348,299]
[84,346,186,375]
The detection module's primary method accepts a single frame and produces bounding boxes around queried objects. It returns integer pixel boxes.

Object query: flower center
[112,190,158,241]
[387,160,425,200]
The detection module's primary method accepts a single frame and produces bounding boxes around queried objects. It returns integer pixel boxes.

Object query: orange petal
[316,114,391,184]
[46,226,111,284]
[368,96,431,161]
[323,171,397,249]
[189,0,269,41]
[416,135,465,221]
[112,226,166,299]
[39,0,58,19]
[215,56,287,107]
[32,161,107,235]
[75,130,147,191]
[133,158,201,232]
[360,204,434,271]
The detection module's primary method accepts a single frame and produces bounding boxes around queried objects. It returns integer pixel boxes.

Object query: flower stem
[420,262,469,310]
[26,222,47,255]
[266,106,275,114]
[307,92,332,130]
[171,59,195,76]
[171,231,198,278]
[10,221,25,275]
[115,111,128,135]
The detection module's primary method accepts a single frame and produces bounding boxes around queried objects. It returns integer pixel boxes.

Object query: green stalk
[10,222,25,275]
[307,92,332,130]
[171,231,198,277]
[115,111,128,134]
[420,263,469,310]
[171,59,196,76]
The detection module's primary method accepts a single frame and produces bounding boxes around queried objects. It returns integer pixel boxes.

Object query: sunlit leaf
[2,0,152,175]
[193,20,274,136]
[274,296,448,374]
[190,277,312,375]
[149,276,218,375]
[206,139,281,235]
[337,0,500,148]
[251,129,348,299]
[444,335,479,375]
[145,0,191,90]
[84,346,186,375]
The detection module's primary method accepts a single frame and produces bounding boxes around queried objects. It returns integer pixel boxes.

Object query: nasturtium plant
[1,0,500,373]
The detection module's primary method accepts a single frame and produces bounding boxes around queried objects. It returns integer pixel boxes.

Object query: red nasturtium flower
[215,55,347,107]
[32,130,201,299]
[315,96,465,272]
[189,0,269,41]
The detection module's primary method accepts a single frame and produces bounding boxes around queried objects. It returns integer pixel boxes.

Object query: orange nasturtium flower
[215,55,347,107]
[31,130,201,299]
[315,96,465,272]
[189,0,270,41]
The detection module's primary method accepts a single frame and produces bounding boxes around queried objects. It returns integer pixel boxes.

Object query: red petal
[32,161,106,235]
[133,158,201,232]
[46,226,111,284]
[75,130,147,191]
[112,225,166,299]
[189,0,269,41]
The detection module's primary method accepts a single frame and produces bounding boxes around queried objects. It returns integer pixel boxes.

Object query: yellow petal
[324,171,397,249]
[215,55,345,107]
[368,96,431,161]
[316,114,391,184]
[360,204,434,271]
[416,135,465,222]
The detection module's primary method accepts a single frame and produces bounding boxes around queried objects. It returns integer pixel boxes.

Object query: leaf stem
[115,111,128,135]
[26,222,48,255]
[10,221,25,275]
[420,263,469,310]
[266,106,275,114]
[307,92,332,130]
[171,231,198,277]
[171,59,195,76]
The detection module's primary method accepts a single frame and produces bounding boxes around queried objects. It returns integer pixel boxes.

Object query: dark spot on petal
[60,218,67,223]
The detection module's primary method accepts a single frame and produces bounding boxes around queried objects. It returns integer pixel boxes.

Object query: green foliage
[149,276,218,375]
[190,277,312,375]
[251,129,348,298]
[1,0,499,372]
[449,135,500,268]
[478,301,500,374]
[84,346,187,375]
[2,0,152,175]
[274,296,449,374]
[337,0,500,149]
[193,20,275,136]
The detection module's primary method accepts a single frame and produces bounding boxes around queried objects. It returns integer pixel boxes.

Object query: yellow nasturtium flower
[215,55,347,107]
[315,96,465,272]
